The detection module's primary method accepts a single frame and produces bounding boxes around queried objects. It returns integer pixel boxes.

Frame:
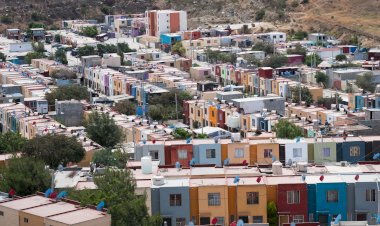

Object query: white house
[281,139,308,164]
[257,32,287,43]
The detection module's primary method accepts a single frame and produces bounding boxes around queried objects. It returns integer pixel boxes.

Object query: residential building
[145,10,187,37]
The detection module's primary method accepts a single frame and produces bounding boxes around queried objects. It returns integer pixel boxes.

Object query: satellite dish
[190,158,196,167]
[291,222,296,226]
[223,158,230,166]
[237,219,244,226]
[287,159,293,166]
[214,137,219,143]
[58,164,64,172]
[373,153,380,160]
[175,161,181,169]
[188,221,195,226]
[233,176,240,184]
[272,156,276,162]
[301,174,306,182]
[186,137,191,144]
[334,214,342,225]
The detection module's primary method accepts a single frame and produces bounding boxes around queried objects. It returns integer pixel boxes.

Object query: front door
[357,213,367,221]
[319,214,329,226]
[279,215,289,226]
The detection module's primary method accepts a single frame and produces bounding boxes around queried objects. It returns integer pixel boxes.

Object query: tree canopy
[252,41,274,54]
[25,52,45,64]
[0,132,27,154]
[81,26,98,38]
[21,134,86,168]
[205,49,237,64]
[305,53,322,67]
[50,69,77,80]
[0,157,51,196]
[267,201,278,226]
[356,72,375,93]
[263,54,288,68]
[315,71,329,88]
[286,43,307,57]
[274,119,304,139]
[54,48,68,64]
[92,148,129,168]
[291,86,313,105]
[148,91,193,122]
[78,45,97,57]
[335,54,347,62]
[171,42,186,56]
[84,111,124,148]
[45,85,89,105]
[114,100,136,115]
[172,128,192,139]
[68,169,162,226]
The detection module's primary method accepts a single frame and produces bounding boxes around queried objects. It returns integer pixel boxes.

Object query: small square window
[264,149,272,158]
[206,149,216,159]
[234,148,244,158]
[24,218,29,223]
[178,150,187,160]
[0,211,3,216]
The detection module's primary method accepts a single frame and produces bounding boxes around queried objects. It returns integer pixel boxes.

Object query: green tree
[0,157,51,196]
[315,71,329,88]
[0,52,6,62]
[255,9,265,21]
[50,69,77,80]
[33,42,45,53]
[81,26,98,38]
[171,42,186,56]
[97,44,118,56]
[114,100,136,115]
[263,55,288,68]
[69,169,161,226]
[205,48,237,64]
[244,55,261,67]
[335,54,347,61]
[148,104,166,121]
[92,148,128,168]
[78,45,97,57]
[172,128,192,139]
[286,43,307,57]
[54,34,61,43]
[317,96,343,109]
[117,43,135,53]
[241,24,250,34]
[55,48,68,64]
[305,53,322,67]
[45,85,89,105]
[293,30,308,40]
[196,133,208,139]
[291,86,313,105]
[84,111,124,148]
[22,134,86,168]
[267,201,278,226]
[356,72,376,93]
[0,132,27,154]
[252,42,274,54]
[25,52,45,64]
[274,119,304,139]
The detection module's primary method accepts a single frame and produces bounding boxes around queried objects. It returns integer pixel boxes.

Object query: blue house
[192,141,221,166]
[160,33,182,45]
[336,137,365,163]
[306,175,347,226]
[151,178,190,226]
[355,95,366,111]
[134,142,165,165]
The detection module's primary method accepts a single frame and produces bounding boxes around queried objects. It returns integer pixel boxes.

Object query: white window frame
[293,215,304,223]
[234,148,244,158]
[323,148,331,158]
[178,150,187,160]
[287,191,300,204]
[350,146,360,157]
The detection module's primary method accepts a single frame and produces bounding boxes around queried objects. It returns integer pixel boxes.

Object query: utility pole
[299,72,302,104]
[175,92,179,121]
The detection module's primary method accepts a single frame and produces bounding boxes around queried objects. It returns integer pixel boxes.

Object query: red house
[164,142,193,167]
[214,65,221,77]
[286,55,304,66]
[267,176,308,226]
[258,67,273,79]
[217,108,226,129]
[183,30,201,40]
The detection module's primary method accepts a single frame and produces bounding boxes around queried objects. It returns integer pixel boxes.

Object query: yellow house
[191,178,229,225]
[252,140,279,164]
[228,177,267,224]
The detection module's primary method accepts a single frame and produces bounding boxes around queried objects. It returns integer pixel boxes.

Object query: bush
[81,26,98,38]
[255,9,265,21]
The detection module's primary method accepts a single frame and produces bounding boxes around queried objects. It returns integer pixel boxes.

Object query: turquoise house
[306,175,347,226]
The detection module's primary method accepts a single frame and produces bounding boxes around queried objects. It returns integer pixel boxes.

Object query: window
[176,218,186,226]
[208,193,221,206]
[149,150,159,160]
[234,148,244,158]
[366,189,376,202]
[350,146,360,157]
[178,150,187,160]
[198,110,200,117]
[24,218,29,223]
[191,108,193,114]
[206,149,216,159]
[200,217,210,225]
[264,149,272,158]
[309,213,314,222]
[204,108,207,114]
[0,211,3,216]
[293,148,302,158]
[287,191,300,204]
[170,194,182,206]
[239,216,249,223]
[322,148,331,157]
[204,71,209,76]
[326,190,339,202]
[247,192,259,204]
[253,216,263,223]
[293,215,304,223]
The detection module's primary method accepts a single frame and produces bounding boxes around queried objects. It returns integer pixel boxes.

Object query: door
[319,214,329,226]
[357,213,367,221]
[163,217,172,226]
[200,217,210,225]
[279,215,289,226]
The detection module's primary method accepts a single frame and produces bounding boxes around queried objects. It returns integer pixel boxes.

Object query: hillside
[0,0,379,45]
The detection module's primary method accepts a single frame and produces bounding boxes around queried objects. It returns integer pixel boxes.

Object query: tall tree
[356,72,376,93]
[55,48,68,64]
[22,134,86,168]
[45,85,89,105]
[0,132,27,154]
[0,157,51,196]
[114,100,136,115]
[291,86,313,105]
[78,45,97,57]
[81,26,98,38]
[84,111,124,148]
[274,119,304,139]
[315,71,329,88]
[92,148,128,168]
[267,201,278,226]
[305,54,322,67]
[69,169,162,226]
[171,42,186,56]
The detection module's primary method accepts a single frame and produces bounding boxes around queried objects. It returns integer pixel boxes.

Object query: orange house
[228,177,267,224]
[190,178,229,225]
[225,142,250,165]
[208,105,218,127]
[253,140,280,164]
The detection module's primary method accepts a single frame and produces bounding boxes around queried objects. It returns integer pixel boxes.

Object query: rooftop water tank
[141,156,152,174]
[272,161,283,175]
[152,175,165,186]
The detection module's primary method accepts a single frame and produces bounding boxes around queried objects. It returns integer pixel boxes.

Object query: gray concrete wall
[134,144,165,164]
[354,182,378,222]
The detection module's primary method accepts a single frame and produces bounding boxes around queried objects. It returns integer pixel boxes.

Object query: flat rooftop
[22,201,78,217]
[0,195,51,210]
[46,208,108,224]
